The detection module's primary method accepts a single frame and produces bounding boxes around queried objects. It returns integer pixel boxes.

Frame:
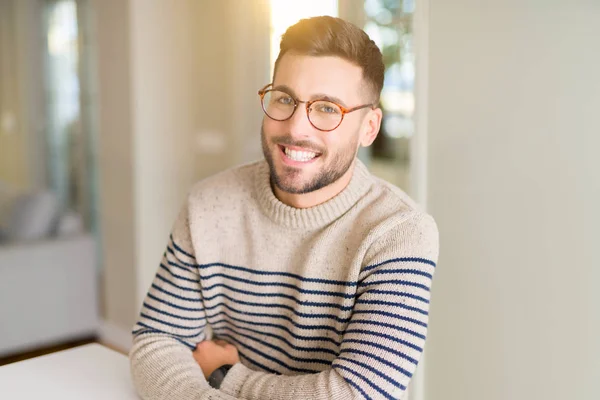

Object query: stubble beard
[261,126,359,195]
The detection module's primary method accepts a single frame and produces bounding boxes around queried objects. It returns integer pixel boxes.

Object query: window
[42,0,98,232]
[269,0,338,77]
[363,0,415,190]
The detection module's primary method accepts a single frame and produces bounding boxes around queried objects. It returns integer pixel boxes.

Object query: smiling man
[130,16,439,400]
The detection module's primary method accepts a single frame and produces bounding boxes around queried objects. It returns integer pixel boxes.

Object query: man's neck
[273,162,356,209]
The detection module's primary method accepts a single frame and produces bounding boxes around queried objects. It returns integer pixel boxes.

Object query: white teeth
[284,147,317,162]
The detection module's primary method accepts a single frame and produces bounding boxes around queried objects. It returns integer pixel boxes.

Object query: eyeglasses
[258,84,375,132]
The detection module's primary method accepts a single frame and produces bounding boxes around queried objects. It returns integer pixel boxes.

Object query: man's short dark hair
[274,16,385,103]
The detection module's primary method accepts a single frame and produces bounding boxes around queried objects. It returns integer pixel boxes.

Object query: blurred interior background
[0,1,598,399]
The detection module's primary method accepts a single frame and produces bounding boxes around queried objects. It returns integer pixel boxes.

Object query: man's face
[261,53,374,195]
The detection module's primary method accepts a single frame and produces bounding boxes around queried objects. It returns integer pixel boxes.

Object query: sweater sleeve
[217,212,440,400]
[129,206,244,400]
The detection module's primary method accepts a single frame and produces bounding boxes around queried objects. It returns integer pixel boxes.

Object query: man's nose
[287,103,314,138]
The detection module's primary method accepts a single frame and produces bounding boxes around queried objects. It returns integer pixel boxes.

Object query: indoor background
[0,1,598,400]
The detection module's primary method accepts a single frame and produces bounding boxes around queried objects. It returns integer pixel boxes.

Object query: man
[130,16,439,400]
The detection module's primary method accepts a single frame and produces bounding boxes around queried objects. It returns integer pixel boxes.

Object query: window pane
[269,0,338,76]
[364,0,414,191]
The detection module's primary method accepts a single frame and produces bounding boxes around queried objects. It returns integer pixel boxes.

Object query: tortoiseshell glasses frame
[258,84,375,132]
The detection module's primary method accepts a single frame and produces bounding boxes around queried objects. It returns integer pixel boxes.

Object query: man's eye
[315,103,340,114]
[276,95,294,105]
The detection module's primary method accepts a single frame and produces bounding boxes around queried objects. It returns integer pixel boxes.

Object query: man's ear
[360,107,383,147]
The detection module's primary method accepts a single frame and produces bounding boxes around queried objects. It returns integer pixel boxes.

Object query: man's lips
[277,144,322,165]
[277,144,322,155]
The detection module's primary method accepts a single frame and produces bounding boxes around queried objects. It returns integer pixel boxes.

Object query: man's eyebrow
[272,84,348,107]
[272,84,297,97]
[312,93,347,107]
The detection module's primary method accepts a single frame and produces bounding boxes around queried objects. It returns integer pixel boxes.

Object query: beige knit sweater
[130,159,439,400]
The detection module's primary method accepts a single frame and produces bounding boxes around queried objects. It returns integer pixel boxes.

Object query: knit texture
[130,159,439,400]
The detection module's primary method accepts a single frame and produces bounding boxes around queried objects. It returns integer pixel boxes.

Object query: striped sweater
[130,159,439,400]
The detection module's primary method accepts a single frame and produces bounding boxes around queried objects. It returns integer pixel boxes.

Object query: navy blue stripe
[236,349,280,374]
[355,299,429,316]
[155,273,200,293]
[203,282,353,308]
[338,357,406,390]
[341,348,415,378]
[336,355,406,391]
[169,236,196,259]
[352,309,427,328]
[364,268,433,280]
[203,293,350,322]
[341,340,419,365]
[358,279,430,292]
[147,292,204,312]
[339,348,414,379]
[151,283,202,302]
[140,312,205,331]
[363,257,436,273]
[217,332,319,374]
[365,289,429,304]
[199,262,356,286]
[143,302,206,321]
[207,311,340,346]
[343,328,423,352]
[148,289,425,331]
[211,322,339,357]
[163,259,198,276]
[335,365,379,400]
[160,263,198,283]
[202,274,354,299]
[135,322,200,339]
[346,327,424,351]
[132,328,196,349]
[132,328,148,336]
[206,303,347,333]
[335,364,398,400]
[347,319,426,340]
[166,246,196,268]
[215,325,332,366]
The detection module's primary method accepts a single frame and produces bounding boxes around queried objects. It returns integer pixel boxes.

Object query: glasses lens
[262,90,296,121]
[308,101,343,131]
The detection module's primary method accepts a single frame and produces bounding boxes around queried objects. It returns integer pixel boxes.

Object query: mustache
[270,135,324,154]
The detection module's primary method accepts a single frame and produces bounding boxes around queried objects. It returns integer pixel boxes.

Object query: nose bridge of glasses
[277,99,313,134]
[290,100,313,126]
[297,99,314,115]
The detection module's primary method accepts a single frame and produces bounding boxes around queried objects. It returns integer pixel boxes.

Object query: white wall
[129,0,202,310]
[94,0,138,345]
[0,0,23,188]
[94,0,270,347]
[129,0,270,309]
[424,1,600,400]
[0,0,44,191]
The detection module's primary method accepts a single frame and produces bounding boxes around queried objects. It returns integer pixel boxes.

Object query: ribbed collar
[254,159,374,230]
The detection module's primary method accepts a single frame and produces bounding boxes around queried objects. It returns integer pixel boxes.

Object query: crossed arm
[130,211,439,400]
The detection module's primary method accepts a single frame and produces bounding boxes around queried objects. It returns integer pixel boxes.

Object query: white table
[0,343,140,399]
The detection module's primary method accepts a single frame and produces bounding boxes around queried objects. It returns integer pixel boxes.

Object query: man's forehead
[273,53,364,102]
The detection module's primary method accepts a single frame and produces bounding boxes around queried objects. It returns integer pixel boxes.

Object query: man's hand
[193,339,240,379]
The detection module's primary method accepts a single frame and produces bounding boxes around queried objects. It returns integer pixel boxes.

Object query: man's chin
[276,184,312,195]
[272,173,309,195]
[266,152,323,194]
